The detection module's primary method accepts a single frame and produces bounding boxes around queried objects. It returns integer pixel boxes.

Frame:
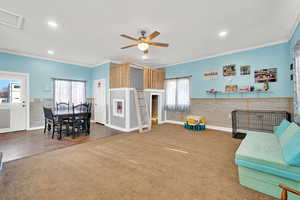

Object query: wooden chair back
[56,102,69,111]
[279,184,300,200]
[43,107,54,121]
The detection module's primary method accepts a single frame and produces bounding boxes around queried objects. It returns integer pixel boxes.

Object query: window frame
[164,76,191,112]
[53,78,87,106]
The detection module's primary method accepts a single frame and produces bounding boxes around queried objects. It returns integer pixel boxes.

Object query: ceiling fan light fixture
[137,42,149,51]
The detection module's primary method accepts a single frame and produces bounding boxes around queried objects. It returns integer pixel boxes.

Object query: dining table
[53,109,91,137]
[53,109,90,120]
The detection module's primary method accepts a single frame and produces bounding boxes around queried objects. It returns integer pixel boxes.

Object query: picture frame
[254,68,277,83]
[240,65,250,75]
[203,68,218,80]
[223,64,236,76]
[225,85,238,93]
[113,99,125,117]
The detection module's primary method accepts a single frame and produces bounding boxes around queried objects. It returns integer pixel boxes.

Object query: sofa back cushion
[279,123,300,147]
[275,120,290,137]
[282,132,300,166]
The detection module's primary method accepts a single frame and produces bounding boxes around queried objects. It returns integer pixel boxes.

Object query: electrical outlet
[228,113,231,119]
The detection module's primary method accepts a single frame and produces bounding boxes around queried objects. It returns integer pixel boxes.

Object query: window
[165,77,190,112]
[54,79,86,105]
[294,41,300,123]
[0,79,21,104]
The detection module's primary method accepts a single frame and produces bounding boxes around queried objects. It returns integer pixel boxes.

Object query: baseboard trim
[206,125,232,133]
[165,120,184,125]
[27,126,44,131]
[105,124,129,132]
[165,120,232,133]
[105,123,148,132]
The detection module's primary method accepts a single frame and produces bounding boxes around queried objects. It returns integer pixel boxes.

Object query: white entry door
[0,72,28,133]
[94,79,106,124]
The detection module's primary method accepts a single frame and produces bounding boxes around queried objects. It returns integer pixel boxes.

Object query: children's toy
[184,115,206,131]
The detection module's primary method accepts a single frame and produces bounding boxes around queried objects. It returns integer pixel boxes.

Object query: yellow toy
[184,115,206,131]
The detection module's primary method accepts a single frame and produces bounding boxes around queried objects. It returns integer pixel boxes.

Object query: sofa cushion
[235,132,300,174]
[279,122,300,147]
[282,132,300,166]
[274,120,290,137]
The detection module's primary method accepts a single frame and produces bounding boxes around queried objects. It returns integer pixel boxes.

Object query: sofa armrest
[273,126,278,133]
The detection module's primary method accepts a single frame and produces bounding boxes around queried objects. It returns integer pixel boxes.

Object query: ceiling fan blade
[120,34,139,41]
[146,31,160,41]
[121,44,138,49]
[148,42,169,47]
[144,49,149,54]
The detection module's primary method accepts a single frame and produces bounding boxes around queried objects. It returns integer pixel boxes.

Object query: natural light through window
[165,77,190,112]
[54,79,86,105]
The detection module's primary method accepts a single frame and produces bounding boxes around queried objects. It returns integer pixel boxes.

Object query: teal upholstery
[235,122,300,199]
[279,123,300,147]
[236,132,300,174]
[236,159,300,181]
[275,119,291,137]
[283,132,300,166]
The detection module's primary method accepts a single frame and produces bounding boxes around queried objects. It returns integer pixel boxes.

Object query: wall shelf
[206,90,271,97]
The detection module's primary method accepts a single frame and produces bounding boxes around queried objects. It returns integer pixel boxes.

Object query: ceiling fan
[120,30,169,54]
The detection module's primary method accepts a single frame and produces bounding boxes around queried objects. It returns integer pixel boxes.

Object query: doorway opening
[0,71,29,133]
[151,94,159,126]
[94,79,106,125]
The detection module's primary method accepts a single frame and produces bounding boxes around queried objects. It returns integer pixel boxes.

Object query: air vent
[0,8,24,29]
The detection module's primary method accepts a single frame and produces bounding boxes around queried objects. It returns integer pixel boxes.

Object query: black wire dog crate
[232,110,291,139]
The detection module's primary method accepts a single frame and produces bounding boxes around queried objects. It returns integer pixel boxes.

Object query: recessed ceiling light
[47,50,54,55]
[47,20,58,28]
[218,31,228,38]
[142,55,148,60]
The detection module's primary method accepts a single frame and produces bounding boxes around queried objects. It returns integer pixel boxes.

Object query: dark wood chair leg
[44,119,47,133]
[59,124,62,140]
[66,123,69,136]
[48,124,51,132]
[52,124,55,139]
[87,120,90,135]
[72,126,75,139]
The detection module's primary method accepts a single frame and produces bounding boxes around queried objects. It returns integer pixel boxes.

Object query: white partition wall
[106,88,165,132]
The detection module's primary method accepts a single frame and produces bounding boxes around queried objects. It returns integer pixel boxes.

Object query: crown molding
[288,12,300,41]
[154,13,300,69]
[154,40,288,69]
[0,48,96,67]
[91,60,112,67]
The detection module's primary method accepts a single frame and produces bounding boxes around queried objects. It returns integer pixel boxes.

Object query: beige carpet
[0,124,275,200]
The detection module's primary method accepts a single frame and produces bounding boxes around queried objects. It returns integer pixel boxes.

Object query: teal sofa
[235,120,300,199]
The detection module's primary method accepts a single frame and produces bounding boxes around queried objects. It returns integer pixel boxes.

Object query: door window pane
[0,79,21,104]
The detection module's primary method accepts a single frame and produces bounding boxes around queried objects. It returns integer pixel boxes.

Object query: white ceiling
[0,0,300,67]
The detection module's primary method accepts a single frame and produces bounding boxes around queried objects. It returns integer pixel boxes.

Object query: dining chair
[279,184,300,200]
[43,107,67,140]
[56,102,70,111]
[69,103,91,138]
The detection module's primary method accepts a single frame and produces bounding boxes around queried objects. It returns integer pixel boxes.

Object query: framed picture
[239,85,250,92]
[225,85,238,93]
[113,99,124,117]
[203,68,218,80]
[254,68,277,83]
[223,65,236,76]
[240,65,250,75]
